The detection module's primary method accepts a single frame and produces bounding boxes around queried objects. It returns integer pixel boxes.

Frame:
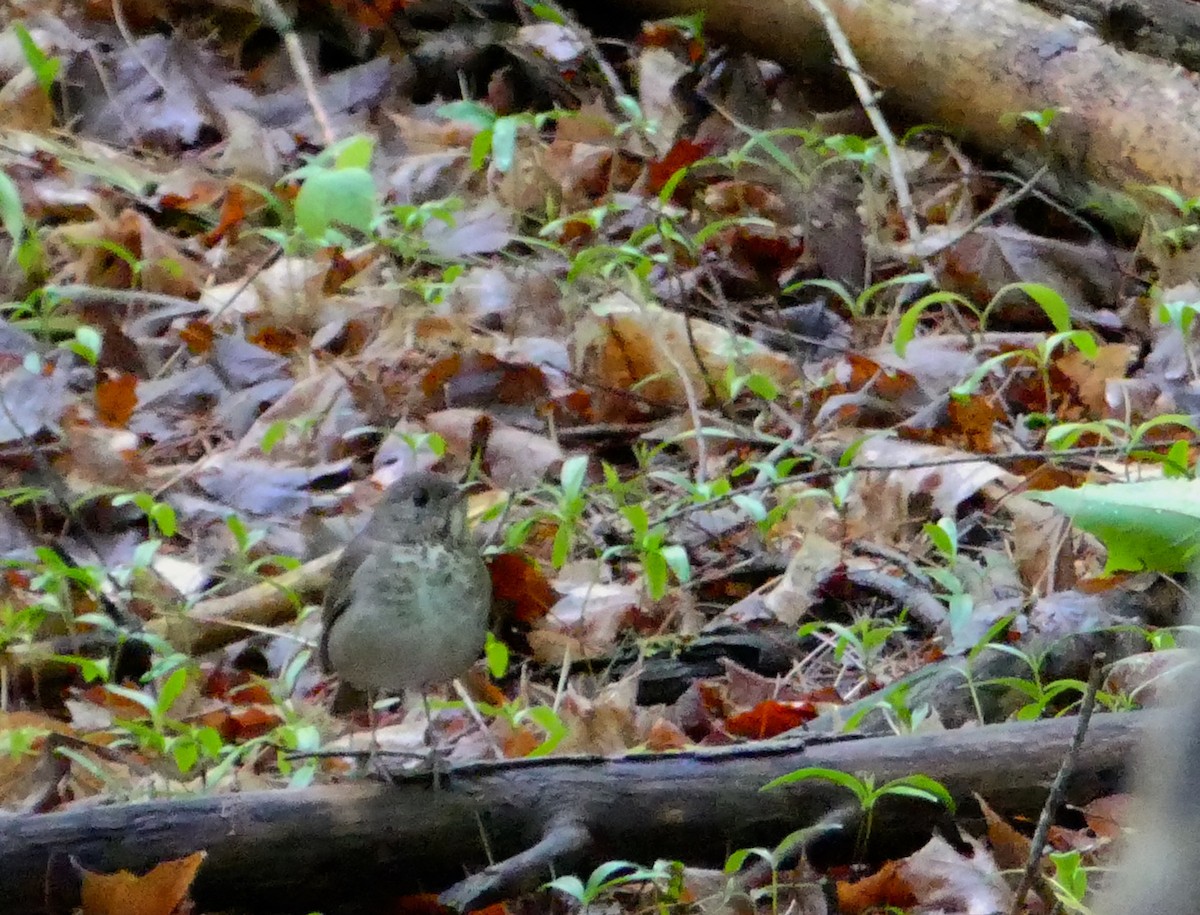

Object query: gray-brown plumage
[319,472,490,704]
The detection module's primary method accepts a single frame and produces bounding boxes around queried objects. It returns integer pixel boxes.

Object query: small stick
[1009,654,1106,914]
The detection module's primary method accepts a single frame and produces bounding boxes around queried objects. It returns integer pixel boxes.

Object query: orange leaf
[488,552,554,625]
[249,326,302,355]
[80,851,206,915]
[724,700,817,739]
[179,320,214,355]
[95,374,138,428]
[836,861,916,914]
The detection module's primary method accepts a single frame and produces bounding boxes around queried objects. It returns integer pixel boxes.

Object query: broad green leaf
[1029,479,1200,573]
[295,167,376,238]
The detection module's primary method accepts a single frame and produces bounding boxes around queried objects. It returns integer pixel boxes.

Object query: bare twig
[254,0,334,145]
[803,0,919,243]
[1009,654,1106,914]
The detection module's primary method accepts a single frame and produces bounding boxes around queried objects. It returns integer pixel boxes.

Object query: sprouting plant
[1043,414,1196,476]
[0,166,43,281]
[1045,850,1092,914]
[104,667,223,777]
[785,272,931,319]
[761,766,954,859]
[462,694,569,757]
[1000,106,1063,137]
[841,680,931,735]
[952,328,1098,415]
[505,454,590,568]
[798,615,908,686]
[651,469,732,504]
[1155,292,1200,393]
[976,642,1118,720]
[725,365,781,403]
[13,23,60,100]
[724,820,843,915]
[545,859,683,910]
[922,517,975,645]
[608,503,691,600]
[437,100,560,173]
[894,280,1074,358]
[1143,185,1200,251]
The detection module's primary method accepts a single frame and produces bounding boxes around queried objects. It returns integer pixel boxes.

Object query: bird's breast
[324,542,490,693]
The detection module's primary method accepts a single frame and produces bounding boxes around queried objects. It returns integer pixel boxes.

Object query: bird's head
[366,471,472,545]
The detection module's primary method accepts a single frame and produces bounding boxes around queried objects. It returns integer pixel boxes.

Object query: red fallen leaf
[80,850,206,915]
[648,138,710,196]
[468,904,510,915]
[179,320,214,355]
[696,682,720,715]
[645,717,690,751]
[95,373,138,429]
[503,725,542,759]
[836,860,917,914]
[226,706,283,741]
[725,700,817,739]
[79,684,152,718]
[249,326,302,355]
[228,681,274,706]
[421,352,549,409]
[488,552,554,625]
[6,569,31,588]
[202,184,248,247]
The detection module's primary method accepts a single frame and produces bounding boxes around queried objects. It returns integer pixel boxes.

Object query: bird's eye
[412,489,430,508]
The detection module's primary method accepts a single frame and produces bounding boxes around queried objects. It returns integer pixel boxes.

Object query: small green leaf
[491,116,520,173]
[438,101,497,130]
[13,23,60,96]
[560,455,588,500]
[485,632,509,679]
[295,167,377,238]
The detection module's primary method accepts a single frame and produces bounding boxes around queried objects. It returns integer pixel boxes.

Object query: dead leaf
[80,851,207,915]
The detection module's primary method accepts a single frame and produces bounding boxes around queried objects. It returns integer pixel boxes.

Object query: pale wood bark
[1027,0,1200,72]
[591,0,1200,206]
[0,713,1141,913]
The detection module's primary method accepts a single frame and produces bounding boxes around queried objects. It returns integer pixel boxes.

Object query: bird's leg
[421,688,445,789]
[366,688,380,771]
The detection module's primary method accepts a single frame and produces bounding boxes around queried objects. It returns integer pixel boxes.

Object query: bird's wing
[318,536,376,673]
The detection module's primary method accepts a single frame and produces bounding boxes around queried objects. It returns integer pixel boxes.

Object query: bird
[319,471,491,769]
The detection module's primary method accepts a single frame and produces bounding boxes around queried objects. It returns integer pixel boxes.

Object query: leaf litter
[0,0,1190,911]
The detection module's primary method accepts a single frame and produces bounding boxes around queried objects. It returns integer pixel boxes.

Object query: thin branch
[254,0,334,145]
[1009,654,1106,914]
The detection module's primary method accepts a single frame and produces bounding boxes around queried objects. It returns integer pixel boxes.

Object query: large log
[591,0,1200,207]
[0,713,1141,913]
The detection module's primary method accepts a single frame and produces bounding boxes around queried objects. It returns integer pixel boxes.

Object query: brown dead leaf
[178,320,214,355]
[1081,793,1133,841]
[489,552,554,625]
[80,850,206,915]
[95,373,138,428]
[897,835,1010,912]
[976,794,1031,870]
[578,293,798,419]
[762,534,841,625]
[1056,343,1135,415]
[421,352,550,410]
[836,861,916,914]
[724,700,817,739]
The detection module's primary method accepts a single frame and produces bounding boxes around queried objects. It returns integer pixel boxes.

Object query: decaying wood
[1027,0,1200,73]
[0,713,1141,914]
[589,0,1200,208]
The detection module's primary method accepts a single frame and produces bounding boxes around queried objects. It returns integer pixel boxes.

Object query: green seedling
[762,766,953,859]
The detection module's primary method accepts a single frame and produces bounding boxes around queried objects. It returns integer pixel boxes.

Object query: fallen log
[0,713,1142,914]
[588,0,1200,217]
